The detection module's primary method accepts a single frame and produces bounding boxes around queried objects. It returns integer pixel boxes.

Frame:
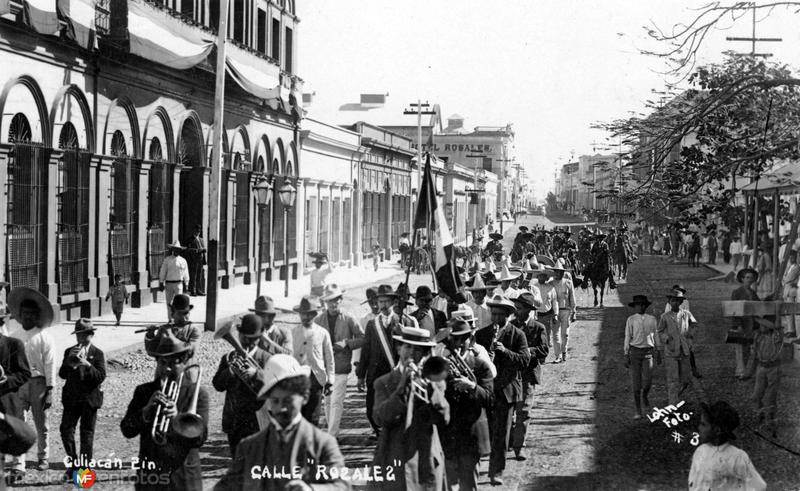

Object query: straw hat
[466,274,490,292]
[496,265,520,282]
[392,326,437,347]
[320,284,345,302]
[167,240,185,250]
[8,287,54,328]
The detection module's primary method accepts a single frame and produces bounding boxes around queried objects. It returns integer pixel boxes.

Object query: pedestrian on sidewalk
[59,319,105,480]
[309,253,334,299]
[730,235,743,271]
[624,295,661,419]
[184,224,206,296]
[158,240,190,322]
[782,251,799,337]
[742,316,784,438]
[688,401,766,491]
[105,274,129,326]
[250,296,293,356]
[730,268,760,380]
[657,290,705,406]
[291,296,333,428]
[7,287,56,474]
[314,284,364,437]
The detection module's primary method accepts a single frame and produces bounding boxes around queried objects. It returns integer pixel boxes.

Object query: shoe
[513,449,526,461]
[36,461,48,471]
[692,371,703,379]
[562,352,567,361]
[553,355,562,364]
[489,475,503,486]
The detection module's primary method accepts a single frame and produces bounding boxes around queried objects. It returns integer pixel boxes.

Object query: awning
[25,0,58,35]
[741,161,800,196]
[58,0,95,50]
[128,0,214,70]
[225,42,281,99]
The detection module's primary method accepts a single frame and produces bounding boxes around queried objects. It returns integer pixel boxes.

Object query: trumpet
[447,348,476,384]
[214,322,261,394]
[152,369,184,446]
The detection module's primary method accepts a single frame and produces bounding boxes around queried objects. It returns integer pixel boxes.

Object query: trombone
[214,322,261,394]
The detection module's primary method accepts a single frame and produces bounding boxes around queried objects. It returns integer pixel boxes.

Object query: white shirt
[492,286,521,299]
[9,326,56,387]
[291,323,334,386]
[159,255,190,283]
[310,265,333,289]
[536,282,559,315]
[466,301,492,330]
[623,313,660,353]
[730,241,743,255]
[359,312,376,332]
[689,443,766,491]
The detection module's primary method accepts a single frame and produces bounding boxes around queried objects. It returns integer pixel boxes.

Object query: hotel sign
[411,143,495,153]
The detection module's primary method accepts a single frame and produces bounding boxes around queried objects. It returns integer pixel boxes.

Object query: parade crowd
[0,221,787,490]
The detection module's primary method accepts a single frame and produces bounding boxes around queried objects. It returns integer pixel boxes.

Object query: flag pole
[403,228,418,288]
[205,0,229,332]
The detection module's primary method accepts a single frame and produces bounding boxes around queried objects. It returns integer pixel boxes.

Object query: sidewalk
[7,258,406,359]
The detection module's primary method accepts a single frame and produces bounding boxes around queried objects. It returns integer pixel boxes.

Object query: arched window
[8,113,32,143]
[178,121,202,167]
[57,122,90,294]
[149,137,163,161]
[109,130,138,283]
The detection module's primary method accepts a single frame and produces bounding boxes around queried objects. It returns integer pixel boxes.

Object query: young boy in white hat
[214,354,347,490]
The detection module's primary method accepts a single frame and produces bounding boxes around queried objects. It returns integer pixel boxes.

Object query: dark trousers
[510,381,534,451]
[60,404,97,467]
[488,397,514,477]
[302,376,323,427]
[365,381,379,435]
[445,452,480,491]
[188,259,205,294]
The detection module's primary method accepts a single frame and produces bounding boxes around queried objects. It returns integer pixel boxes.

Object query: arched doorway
[56,122,91,295]
[177,116,205,248]
[109,130,139,284]
[230,128,251,268]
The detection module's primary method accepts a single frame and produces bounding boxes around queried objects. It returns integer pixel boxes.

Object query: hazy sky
[296,1,800,197]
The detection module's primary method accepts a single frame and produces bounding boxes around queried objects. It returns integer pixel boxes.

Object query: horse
[584,244,614,307]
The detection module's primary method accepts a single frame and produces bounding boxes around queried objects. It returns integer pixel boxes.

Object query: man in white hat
[372,326,449,491]
[158,240,190,322]
[7,287,56,474]
[291,296,334,428]
[466,275,493,331]
[214,354,347,490]
[313,284,364,437]
[492,265,523,300]
[474,294,531,485]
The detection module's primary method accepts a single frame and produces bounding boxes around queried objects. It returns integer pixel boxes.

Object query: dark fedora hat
[375,284,398,299]
[250,295,277,315]
[489,233,503,241]
[147,329,193,358]
[70,318,96,335]
[413,285,435,300]
[628,295,652,308]
[512,292,538,310]
[736,267,759,283]
[237,313,264,337]
[171,294,193,313]
[360,287,379,305]
[293,295,320,314]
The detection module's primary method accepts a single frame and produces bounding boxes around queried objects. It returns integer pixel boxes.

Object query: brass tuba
[214,322,261,394]
[170,364,205,448]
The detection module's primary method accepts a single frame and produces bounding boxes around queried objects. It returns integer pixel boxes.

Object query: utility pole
[205,0,229,332]
[404,101,436,193]
[726,2,781,57]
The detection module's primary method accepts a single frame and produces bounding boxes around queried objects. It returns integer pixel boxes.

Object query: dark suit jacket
[441,348,494,455]
[371,369,449,491]
[58,344,106,409]
[0,334,31,411]
[410,308,448,334]
[356,315,403,384]
[474,322,530,404]
[513,318,549,385]
[212,347,269,435]
[120,380,209,491]
[214,418,348,491]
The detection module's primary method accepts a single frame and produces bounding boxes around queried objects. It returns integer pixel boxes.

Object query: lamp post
[253,175,273,299]
[278,180,297,298]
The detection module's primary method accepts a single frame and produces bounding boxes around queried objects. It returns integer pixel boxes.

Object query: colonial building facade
[0,0,303,320]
